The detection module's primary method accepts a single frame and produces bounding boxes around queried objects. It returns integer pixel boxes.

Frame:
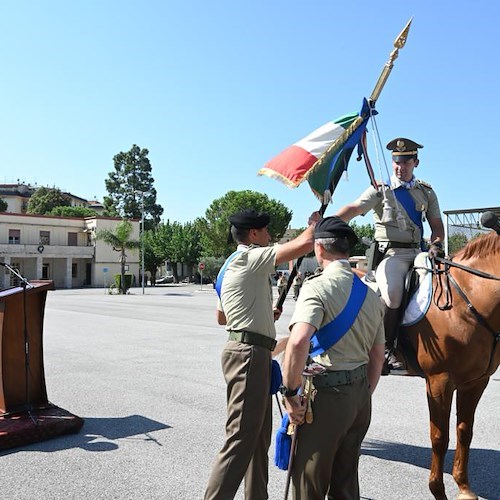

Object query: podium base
[0,405,84,450]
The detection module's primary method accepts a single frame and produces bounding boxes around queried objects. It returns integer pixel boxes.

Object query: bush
[114,274,133,292]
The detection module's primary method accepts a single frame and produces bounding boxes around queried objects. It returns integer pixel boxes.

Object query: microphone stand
[0,262,37,423]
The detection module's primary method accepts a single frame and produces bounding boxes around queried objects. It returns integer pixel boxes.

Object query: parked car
[156,275,175,284]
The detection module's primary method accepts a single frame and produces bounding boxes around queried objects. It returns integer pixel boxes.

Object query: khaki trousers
[204,341,272,500]
[375,248,419,308]
[292,377,371,500]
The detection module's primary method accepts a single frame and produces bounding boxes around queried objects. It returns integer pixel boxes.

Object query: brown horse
[403,229,500,500]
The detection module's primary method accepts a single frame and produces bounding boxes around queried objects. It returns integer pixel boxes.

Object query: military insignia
[418,179,433,189]
[396,139,406,152]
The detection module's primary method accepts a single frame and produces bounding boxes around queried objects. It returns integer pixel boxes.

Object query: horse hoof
[456,492,478,500]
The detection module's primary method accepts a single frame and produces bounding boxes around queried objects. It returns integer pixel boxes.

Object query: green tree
[350,221,375,256]
[96,220,140,294]
[198,190,292,258]
[448,233,468,255]
[27,187,71,215]
[50,206,98,217]
[143,224,171,284]
[0,198,7,212]
[168,221,203,281]
[103,144,164,227]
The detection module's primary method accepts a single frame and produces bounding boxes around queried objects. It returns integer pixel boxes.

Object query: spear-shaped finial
[370,17,413,105]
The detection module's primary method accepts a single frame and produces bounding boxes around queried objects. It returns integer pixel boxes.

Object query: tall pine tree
[103,144,164,227]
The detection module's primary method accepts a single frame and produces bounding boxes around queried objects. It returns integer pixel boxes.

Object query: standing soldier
[335,138,444,370]
[204,208,320,500]
[281,216,385,499]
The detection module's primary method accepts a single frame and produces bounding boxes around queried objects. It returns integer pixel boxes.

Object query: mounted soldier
[335,137,445,372]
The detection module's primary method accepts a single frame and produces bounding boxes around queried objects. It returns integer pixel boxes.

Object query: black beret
[314,216,359,247]
[386,137,423,162]
[229,209,270,229]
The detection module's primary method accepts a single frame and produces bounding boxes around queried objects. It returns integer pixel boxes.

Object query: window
[42,263,50,280]
[68,232,78,246]
[8,229,20,244]
[10,262,21,287]
[72,263,78,278]
[39,231,50,245]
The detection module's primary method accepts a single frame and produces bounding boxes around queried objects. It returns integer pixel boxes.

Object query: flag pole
[274,18,413,312]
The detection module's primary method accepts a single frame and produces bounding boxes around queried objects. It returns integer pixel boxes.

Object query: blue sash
[392,186,426,251]
[309,274,368,357]
[215,250,242,298]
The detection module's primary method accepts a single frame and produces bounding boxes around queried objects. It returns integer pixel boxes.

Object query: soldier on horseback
[335,137,445,372]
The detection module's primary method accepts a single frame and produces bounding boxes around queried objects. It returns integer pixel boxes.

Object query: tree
[0,198,7,212]
[198,190,292,258]
[50,206,98,217]
[143,224,171,284]
[96,220,140,294]
[27,187,71,215]
[103,144,163,227]
[350,221,375,256]
[169,221,203,276]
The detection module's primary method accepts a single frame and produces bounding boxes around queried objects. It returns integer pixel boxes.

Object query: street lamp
[136,191,149,295]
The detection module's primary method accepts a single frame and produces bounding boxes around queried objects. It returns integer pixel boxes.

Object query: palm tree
[97,220,140,294]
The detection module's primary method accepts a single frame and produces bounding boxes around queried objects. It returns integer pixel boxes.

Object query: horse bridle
[430,255,500,373]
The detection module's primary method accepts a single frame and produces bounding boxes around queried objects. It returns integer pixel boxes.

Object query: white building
[0,213,139,289]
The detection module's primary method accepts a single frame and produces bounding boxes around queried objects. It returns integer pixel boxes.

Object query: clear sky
[2,1,499,231]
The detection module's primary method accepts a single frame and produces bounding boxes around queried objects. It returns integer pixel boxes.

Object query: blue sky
[1,1,498,232]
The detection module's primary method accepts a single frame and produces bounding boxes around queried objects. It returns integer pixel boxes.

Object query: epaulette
[417,179,433,189]
[375,179,389,187]
[304,272,322,284]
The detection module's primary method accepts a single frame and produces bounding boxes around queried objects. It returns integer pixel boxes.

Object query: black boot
[383,305,405,371]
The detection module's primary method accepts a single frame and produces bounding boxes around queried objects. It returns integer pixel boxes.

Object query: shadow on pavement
[362,438,499,499]
[0,414,171,455]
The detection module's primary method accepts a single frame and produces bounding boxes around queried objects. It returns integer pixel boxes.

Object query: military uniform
[205,234,278,498]
[289,259,385,500]
[354,174,441,308]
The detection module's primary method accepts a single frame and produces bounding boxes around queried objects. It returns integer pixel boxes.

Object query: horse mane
[453,231,500,261]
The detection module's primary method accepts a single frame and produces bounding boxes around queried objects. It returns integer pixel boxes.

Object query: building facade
[0,213,139,290]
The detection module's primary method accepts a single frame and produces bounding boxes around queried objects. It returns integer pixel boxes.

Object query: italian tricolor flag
[259,102,371,203]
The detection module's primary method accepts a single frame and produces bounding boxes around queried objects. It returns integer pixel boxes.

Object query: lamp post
[141,193,145,295]
[136,190,148,295]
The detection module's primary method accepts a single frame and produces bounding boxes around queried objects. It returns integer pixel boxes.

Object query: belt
[313,364,367,389]
[228,330,277,351]
[384,241,420,249]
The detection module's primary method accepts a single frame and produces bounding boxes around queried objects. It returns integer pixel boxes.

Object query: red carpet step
[0,405,84,450]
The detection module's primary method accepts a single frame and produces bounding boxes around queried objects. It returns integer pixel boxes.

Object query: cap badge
[396,140,406,152]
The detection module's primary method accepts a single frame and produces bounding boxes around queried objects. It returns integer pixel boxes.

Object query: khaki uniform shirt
[354,175,441,244]
[289,260,385,370]
[217,244,278,339]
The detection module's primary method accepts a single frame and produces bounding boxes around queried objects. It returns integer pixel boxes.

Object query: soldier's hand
[428,241,444,260]
[308,211,321,226]
[284,395,306,425]
[273,306,282,322]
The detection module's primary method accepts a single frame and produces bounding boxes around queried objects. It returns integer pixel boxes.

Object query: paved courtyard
[1,285,498,499]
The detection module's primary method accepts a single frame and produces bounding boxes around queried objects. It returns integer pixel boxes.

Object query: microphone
[480,211,500,234]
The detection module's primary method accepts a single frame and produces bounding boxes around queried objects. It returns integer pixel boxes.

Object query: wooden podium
[0,280,83,449]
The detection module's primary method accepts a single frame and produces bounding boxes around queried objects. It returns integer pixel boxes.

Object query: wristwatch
[279,384,299,397]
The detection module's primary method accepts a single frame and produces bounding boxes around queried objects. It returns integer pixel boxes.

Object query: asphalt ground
[1,284,498,500]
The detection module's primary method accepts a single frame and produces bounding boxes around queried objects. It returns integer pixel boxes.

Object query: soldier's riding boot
[383,305,405,372]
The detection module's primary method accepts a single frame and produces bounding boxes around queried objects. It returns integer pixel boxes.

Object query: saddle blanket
[401,255,433,327]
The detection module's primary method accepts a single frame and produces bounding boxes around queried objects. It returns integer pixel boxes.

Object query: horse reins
[431,255,500,375]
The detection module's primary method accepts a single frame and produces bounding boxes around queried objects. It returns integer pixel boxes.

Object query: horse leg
[426,374,454,500]
[452,379,489,500]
